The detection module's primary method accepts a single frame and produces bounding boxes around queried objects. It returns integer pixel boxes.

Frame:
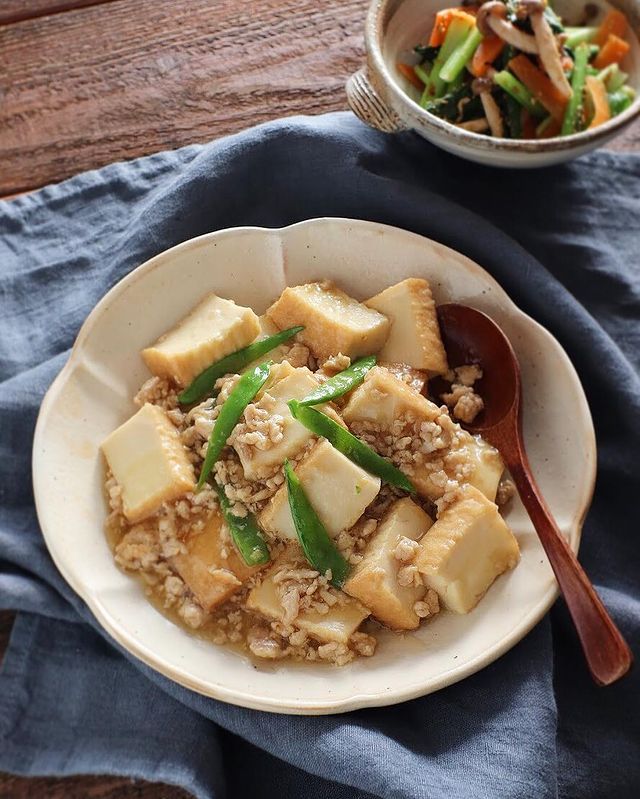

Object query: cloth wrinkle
[0,112,638,799]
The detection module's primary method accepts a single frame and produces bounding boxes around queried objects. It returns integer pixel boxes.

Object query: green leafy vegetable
[414,44,440,62]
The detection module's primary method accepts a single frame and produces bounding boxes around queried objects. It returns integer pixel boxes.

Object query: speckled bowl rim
[32,218,597,714]
[365,0,640,154]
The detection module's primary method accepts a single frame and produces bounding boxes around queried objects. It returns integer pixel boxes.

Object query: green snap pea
[197,361,271,490]
[287,400,416,494]
[297,356,376,407]
[215,484,270,566]
[178,326,303,405]
[284,461,350,588]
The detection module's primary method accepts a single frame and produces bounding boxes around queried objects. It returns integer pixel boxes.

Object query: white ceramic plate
[32,218,596,714]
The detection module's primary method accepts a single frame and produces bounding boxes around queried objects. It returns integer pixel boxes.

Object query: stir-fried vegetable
[178,326,303,405]
[493,70,545,116]
[585,76,611,129]
[440,27,484,84]
[508,55,568,121]
[287,400,416,493]
[594,34,630,70]
[197,361,271,490]
[396,1,635,139]
[561,42,590,136]
[298,356,376,407]
[426,14,476,99]
[215,483,270,566]
[593,9,628,47]
[608,86,636,116]
[470,34,504,77]
[564,27,597,48]
[284,461,350,588]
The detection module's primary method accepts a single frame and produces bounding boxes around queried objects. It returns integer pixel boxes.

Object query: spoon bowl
[436,303,519,433]
[436,303,633,686]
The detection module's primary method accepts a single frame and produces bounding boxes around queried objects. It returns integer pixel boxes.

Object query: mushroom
[457,118,490,132]
[476,1,539,54]
[471,76,505,137]
[529,10,573,98]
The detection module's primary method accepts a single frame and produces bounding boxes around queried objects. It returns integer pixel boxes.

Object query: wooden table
[0,1,638,796]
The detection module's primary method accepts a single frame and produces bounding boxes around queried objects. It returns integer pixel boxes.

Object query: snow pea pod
[179,326,303,405]
[287,400,416,494]
[196,361,271,490]
[284,460,350,588]
[297,355,376,407]
[215,484,270,566]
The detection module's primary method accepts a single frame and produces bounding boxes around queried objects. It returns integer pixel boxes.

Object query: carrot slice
[522,109,537,138]
[428,8,477,47]
[470,35,505,77]
[586,76,611,128]
[593,9,628,47]
[594,33,631,69]
[397,62,425,89]
[538,117,562,138]
[508,55,569,122]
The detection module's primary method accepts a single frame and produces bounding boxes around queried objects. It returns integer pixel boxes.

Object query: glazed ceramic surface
[33,218,596,714]
[347,0,640,166]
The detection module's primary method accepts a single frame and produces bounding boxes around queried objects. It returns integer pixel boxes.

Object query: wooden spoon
[436,303,632,686]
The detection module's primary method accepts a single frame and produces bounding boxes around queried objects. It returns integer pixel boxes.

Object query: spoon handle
[504,442,632,686]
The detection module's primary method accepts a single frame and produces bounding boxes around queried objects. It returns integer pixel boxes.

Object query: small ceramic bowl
[347,0,640,167]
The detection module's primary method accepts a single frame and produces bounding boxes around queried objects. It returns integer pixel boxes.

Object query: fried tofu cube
[245,315,293,371]
[342,366,441,429]
[266,281,390,362]
[142,293,260,386]
[365,278,448,375]
[259,440,381,540]
[233,367,339,480]
[172,510,263,612]
[102,403,195,523]
[415,486,519,613]
[457,436,504,503]
[246,554,369,644]
[344,498,434,630]
[342,367,503,503]
[382,362,428,395]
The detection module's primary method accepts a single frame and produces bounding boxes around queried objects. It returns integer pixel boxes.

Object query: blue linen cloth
[1,112,639,799]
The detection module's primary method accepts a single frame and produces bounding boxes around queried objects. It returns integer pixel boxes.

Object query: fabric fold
[1,112,638,799]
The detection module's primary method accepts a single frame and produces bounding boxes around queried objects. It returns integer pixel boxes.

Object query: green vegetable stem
[215,484,270,566]
[196,361,271,490]
[425,16,475,100]
[561,42,590,136]
[493,71,546,116]
[298,356,376,407]
[287,400,416,494]
[179,326,303,405]
[284,461,350,588]
[439,26,483,85]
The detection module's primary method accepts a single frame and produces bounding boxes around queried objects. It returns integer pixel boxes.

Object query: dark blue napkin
[1,112,638,799]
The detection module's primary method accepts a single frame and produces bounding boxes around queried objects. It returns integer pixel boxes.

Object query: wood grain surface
[0,0,119,26]
[0,0,369,195]
[0,0,638,796]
